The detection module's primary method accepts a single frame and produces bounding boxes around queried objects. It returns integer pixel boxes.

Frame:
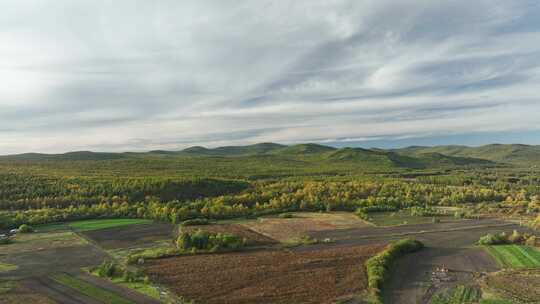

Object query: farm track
[22,276,102,304]
[20,273,162,304]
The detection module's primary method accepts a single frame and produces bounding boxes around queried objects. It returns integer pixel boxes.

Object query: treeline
[0,173,249,210]
[366,238,424,303]
[0,179,531,229]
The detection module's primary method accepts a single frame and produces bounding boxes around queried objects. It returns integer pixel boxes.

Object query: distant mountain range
[2,143,539,168]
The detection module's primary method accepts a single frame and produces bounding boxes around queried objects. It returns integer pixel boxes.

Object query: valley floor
[0,214,538,304]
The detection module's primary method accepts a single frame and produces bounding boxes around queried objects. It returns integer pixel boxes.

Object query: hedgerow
[365,238,424,303]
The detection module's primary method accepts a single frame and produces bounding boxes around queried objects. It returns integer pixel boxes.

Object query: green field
[0,263,18,273]
[431,285,481,304]
[484,245,540,269]
[52,273,133,304]
[0,281,15,294]
[38,218,153,232]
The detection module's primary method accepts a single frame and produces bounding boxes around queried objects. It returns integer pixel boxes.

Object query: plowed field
[145,244,385,304]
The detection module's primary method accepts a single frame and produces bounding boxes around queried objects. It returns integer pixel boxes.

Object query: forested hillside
[393,144,540,166]
[1,143,539,230]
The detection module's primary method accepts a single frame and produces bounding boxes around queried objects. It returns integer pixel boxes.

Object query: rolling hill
[180,143,286,156]
[0,151,127,161]
[1,143,528,169]
[272,143,337,155]
[394,144,540,165]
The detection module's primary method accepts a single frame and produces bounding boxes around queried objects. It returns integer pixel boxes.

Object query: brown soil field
[182,224,278,246]
[242,212,369,242]
[0,245,105,280]
[145,244,386,304]
[81,223,175,250]
[0,281,57,304]
[484,269,540,302]
[0,232,87,255]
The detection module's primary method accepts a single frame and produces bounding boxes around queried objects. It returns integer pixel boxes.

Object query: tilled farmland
[145,244,386,304]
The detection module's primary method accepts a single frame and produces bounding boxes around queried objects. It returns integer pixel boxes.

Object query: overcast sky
[1,0,540,154]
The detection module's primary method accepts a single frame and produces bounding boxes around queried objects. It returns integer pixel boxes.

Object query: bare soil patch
[81,223,175,250]
[242,212,369,242]
[182,224,278,246]
[0,281,56,304]
[383,246,498,304]
[484,269,540,302]
[0,232,87,255]
[145,244,385,304]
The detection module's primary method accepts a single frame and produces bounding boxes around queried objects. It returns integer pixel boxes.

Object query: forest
[1,143,540,230]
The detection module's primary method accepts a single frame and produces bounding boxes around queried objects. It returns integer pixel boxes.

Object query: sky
[1,0,540,154]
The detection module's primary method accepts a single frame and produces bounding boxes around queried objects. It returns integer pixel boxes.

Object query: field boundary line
[351,223,517,241]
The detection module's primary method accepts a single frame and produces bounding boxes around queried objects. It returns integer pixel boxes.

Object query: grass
[431,285,481,304]
[0,263,18,273]
[38,218,153,232]
[52,273,134,304]
[110,277,161,300]
[282,235,330,248]
[0,281,15,294]
[84,267,161,300]
[479,300,514,304]
[484,245,540,269]
[367,211,455,227]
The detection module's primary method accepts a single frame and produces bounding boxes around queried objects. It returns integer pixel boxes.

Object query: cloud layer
[1,0,540,153]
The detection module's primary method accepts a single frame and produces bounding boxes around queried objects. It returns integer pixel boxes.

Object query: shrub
[181,218,210,226]
[278,213,294,219]
[355,208,369,220]
[476,231,531,246]
[454,211,465,219]
[176,229,245,252]
[18,224,34,233]
[478,233,507,245]
[94,260,146,284]
[122,269,140,283]
[365,238,424,303]
[409,206,443,217]
[96,260,119,278]
[507,230,522,244]
[126,247,178,264]
[525,235,537,247]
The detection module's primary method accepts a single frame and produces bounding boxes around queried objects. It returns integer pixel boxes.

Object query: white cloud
[0,0,539,153]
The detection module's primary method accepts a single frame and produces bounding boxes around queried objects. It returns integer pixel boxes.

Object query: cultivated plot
[145,244,386,304]
[242,212,369,243]
[484,269,540,303]
[484,245,540,269]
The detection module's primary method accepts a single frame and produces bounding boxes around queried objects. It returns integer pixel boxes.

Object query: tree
[18,224,34,233]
